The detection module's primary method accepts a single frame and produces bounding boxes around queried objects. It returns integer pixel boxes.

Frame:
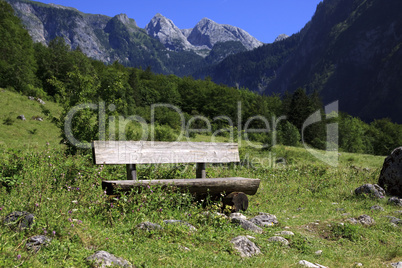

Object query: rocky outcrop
[187,18,263,50]
[230,236,261,258]
[379,147,402,197]
[145,13,195,51]
[274,34,289,42]
[86,251,132,267]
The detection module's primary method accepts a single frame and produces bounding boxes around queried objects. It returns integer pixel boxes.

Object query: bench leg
[223,192,249,212]
[196,163,206,179]
[126,164,137,180]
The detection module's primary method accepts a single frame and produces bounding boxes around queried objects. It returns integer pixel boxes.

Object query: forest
[1,0,401,156]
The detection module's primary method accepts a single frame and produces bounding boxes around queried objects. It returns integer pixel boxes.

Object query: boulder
[3,211,34,230]
[354,184,385,198]
[392,262,402,268]
[230,236,261,258]
[26,235,51,252]
[388,196,402,206]
[347,215,375,226]
[249,213,278,227]
[378,147,402,197]
[86,251,132,267]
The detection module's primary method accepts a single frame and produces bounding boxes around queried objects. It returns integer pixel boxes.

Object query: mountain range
[6,0,263,76]
[6,0,402,123]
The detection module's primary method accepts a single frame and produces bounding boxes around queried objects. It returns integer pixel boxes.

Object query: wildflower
[68,218,72,222]
[78,220,82,224]
[52,231,56,236]
[76,187,79,190]
[111,204,114,208]
[17,254,21,260]
[35,203,39,207]
[147,185,150,189]
[159,208,163,212]
[71,224,74,227]
[137,208,140,212]
[0,207,2,211]
[43,229,47,235]
[68,210,72,214]
[150,190,153,193]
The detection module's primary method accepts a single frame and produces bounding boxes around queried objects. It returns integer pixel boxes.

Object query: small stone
[17,115,26,121]
[3,211,34,230]
[86,251,132,267]
[26,235,51,252]
[36,98,45,105]
[249,213,278,227]
[298,260,328,268]
[246,235,256,240]
[388,197,402,207]
[386,216,402,225]
[178,245,190,251]
[392,261,402,268]
[231,218,263,234]
[355,263,363,267]
[354,184,385,199]
[358,215,375,226]
[268,236,289,246]
[275,231,294,236]
[331,202,339,205]
[229,213,246,220]
[231,236,261,258]
[137,222,162,231]
[315,250,323,255]
[163,220,197,231]
[28,96,35,100]
[370,205,384,211]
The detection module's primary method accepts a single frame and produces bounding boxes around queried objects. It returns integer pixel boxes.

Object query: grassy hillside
[0,90,400,267]
[0,89,62,149]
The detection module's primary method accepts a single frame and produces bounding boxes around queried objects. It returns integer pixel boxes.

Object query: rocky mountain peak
[115,13,136,27]
[274,34,289,42]
[187,17,263,50]
[145,13,193,51]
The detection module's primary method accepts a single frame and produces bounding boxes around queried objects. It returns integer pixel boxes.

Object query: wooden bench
[92,141,260,211]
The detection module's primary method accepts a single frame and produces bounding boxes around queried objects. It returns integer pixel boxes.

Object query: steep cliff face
[206,0,402,123]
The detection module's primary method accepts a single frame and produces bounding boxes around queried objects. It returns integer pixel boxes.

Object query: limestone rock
[231,218,263,234]
[370,205,384,211]
[26,235,51,252]
[86,251,132,267]
[378,147,402,197]
[275,231,295,236]
[388,196,402,206]
[17,115,26,121]
[355,184,385,198]
[230,236,261,258]
[392,262,402,268]
[4,211,34,230]
[348,215,375,226]
[137,222,162,231]
[268,236,289,246]
[229,213,246,220]
[249,213,278,227]
[298,260,328,268]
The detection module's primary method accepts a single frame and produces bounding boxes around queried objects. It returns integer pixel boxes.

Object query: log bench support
[93,141,260,212]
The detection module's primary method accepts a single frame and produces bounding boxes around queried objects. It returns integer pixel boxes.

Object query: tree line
[1,0,401,156]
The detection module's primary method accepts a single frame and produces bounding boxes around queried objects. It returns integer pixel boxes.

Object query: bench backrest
[93,141,240,165]
[92,141,240,180]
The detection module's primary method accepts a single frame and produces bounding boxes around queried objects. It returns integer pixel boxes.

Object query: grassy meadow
[0,89,401,267]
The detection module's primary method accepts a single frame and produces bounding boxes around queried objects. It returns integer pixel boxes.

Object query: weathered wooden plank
[93,141,240,164]
[102,177,260,195]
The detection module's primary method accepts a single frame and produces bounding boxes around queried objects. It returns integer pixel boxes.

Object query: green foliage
[329,223,361,242]
[0,1,37,92]
[277,121,300,147]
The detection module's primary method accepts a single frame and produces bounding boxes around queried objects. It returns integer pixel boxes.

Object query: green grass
[0,89,399,267]
[0,89,62,149]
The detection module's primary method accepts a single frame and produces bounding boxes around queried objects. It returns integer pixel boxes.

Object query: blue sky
[38,0,322,43]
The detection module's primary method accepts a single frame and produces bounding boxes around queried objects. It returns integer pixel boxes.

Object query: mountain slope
[205,0,402,123]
